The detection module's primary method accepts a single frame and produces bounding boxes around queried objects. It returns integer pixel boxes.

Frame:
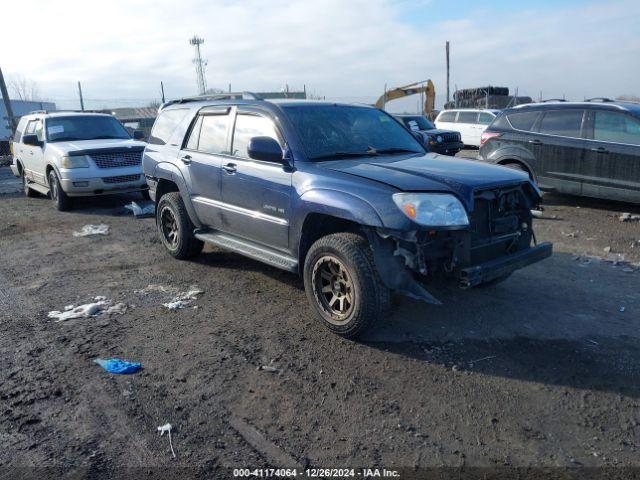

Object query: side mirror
[247,136,284,163]
[22,134,41,147]
[132,130,145,140]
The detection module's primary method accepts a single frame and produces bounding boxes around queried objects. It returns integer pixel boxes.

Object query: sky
[2,0,639,111]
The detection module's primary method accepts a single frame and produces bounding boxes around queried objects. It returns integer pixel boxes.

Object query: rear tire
[48,170,72,211]
[157,192,203,259]
[303,233,391,339]
[21,171,37,198]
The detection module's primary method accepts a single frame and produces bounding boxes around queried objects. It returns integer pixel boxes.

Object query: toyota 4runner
[10,111,148,210]
[143,94,552,338]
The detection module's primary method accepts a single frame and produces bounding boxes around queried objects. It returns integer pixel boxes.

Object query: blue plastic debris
[94,358,142,374]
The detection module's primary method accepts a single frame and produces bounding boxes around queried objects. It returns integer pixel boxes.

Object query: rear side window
[507,111,539,131]
[13,118,27,142]
[232,114,280,159]
[539,110,584,138]
[149,108,189,145]
[198,114,230,154]
[438,111,456,122]
[478,112,494,125]
[457,112,478,124]
[593,111,640,145]
[25,120,38,134]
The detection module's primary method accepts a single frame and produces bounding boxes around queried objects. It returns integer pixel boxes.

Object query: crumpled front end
[368,182,552,303]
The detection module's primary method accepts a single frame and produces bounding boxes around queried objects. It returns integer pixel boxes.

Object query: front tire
[303,233,391,339]
[48,171,72,211]
[157,192,203,259]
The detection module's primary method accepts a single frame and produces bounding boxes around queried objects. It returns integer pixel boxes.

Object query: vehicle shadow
[542,191,640,214]
[25,191,150,217]
[361,251,640,398]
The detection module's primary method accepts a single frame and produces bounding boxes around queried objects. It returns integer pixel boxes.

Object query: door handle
[180,154,192,164]
[590,147,609,154]
[222,163,237,174]
[528,139,542,145]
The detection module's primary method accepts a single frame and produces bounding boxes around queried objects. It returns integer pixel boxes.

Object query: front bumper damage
[367,183,553,304]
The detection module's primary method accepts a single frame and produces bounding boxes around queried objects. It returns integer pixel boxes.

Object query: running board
[27,182,50,196]
[195,230,298,272]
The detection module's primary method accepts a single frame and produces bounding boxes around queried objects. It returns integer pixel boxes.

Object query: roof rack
[160,91,262,110]
[540,99,567,103]
[585,97,613,103]
[28,109,97,115]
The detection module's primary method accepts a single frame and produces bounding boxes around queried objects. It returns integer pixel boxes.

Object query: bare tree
[8,75,41,101]
[147,100,161,109]
[616,94,640,103]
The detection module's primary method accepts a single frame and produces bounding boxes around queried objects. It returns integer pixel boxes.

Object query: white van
[434,109,500,147]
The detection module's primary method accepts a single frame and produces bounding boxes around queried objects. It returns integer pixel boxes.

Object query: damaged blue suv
[143,94,552,338]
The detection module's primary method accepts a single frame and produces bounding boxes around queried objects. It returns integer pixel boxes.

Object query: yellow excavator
[374,79,435,116]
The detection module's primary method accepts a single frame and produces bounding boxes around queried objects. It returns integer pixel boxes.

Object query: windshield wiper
[92,135,128,139]
[50,137,83,142]
[373,147,423,155]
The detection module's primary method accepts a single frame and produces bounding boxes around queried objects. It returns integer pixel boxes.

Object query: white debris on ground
[157,423,176,458]
[619,213,640,222]
[572,254,640,271]
[72,224,109,237]
[125,201,155,218]
[136,284,204,310]
[48,296,127,322]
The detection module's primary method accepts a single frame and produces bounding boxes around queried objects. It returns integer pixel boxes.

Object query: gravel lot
[0,163,639,478]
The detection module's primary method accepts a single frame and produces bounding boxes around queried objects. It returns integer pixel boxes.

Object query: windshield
[402,116,435,131]
[282,105,425,160]
[46,116,131,142]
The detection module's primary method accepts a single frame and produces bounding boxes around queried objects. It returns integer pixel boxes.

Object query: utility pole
[446,41,450,105]
[77,81,85,111]
[0,67,16,134]
[189,36,207,95]
[160,81,165,103]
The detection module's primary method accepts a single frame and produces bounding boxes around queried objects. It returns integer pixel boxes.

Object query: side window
[438,111,456,123]
[478,112,494,125]
[232,114,280,159]
[13,118,27,142]
[507,111,540,131]
[149,108,189,145]
[457,111,479,124]
[198,114,231,154]
[538,110,584,138]
[25,120,37,135]
[185,116,203,150]
[593,111,640,145]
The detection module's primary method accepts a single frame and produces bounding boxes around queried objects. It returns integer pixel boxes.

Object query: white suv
[434,109,500,147]
[10,111,148,210]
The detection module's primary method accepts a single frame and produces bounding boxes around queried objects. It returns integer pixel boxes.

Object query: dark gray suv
[479,101,640,204]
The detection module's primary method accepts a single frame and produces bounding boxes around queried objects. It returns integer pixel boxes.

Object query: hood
[47,139,146,156]
[319,153,531,209]
[421,128,458,136]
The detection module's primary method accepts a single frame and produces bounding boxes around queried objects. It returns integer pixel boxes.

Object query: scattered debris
[257,365,279,373]
[469,355,497,365]
[163,300,190,310]
[48,297,128,322]
[157,423,176,458]
[562,231,579,238]
[587,339,599,346]
[619,213,640,222]
[94,358,142,374]
[125,201,155,218]
[531,210,543,218]
[603,246,612,253]
[72,224,109,237]
[620,306,626,313]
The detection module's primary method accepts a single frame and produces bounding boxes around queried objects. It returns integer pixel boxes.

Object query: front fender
[295,188,384,227]
[153,161,202,228]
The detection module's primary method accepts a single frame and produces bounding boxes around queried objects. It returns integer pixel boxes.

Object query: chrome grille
[102,174,141,184]
[90,151,142,169]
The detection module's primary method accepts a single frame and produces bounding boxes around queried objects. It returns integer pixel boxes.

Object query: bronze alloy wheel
[311,255,355,324]
[160,205,179,249]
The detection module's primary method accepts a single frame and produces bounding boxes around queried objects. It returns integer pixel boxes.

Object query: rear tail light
[480,131,501,146]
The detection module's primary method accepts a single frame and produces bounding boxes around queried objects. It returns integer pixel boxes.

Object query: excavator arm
[374,79,435,115]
